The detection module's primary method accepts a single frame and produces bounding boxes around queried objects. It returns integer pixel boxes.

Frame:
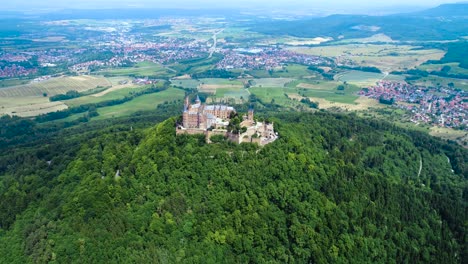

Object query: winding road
[208,29,224,58]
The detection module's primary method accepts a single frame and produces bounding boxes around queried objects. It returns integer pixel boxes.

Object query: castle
[176,95,277,145]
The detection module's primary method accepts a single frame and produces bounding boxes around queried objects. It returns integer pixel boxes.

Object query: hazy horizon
[0,0,463,12]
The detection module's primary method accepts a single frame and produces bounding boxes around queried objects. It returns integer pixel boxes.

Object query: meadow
[95,87,185,119]
[251,78,295,87]
[64,86,150,107]
[0,97,68,117]
[289,44,445,72]
[417,62,468,75]
[335,70,405,86]
[413,75,468,91]
[0,75,111,97]
[97,61,174,78]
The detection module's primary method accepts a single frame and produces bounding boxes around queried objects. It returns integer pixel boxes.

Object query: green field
[169,55,221,74]
[95,87,185,119]
[302,89,359,104]
[0,78,31,88]
[64,86,150,107]
[172,78,244,89]
[250,87,298,106]
[335,70,405,86]
[97,61,174,78]
[0,75,111,97]
[289,44,445,72]
[248,64,313,78]
[252,78,295,87]
[210,87,250,103]
[412,75,468,91]
[418,62,468,75]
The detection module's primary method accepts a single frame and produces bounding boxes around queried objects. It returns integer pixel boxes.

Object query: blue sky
[0,0,461,11]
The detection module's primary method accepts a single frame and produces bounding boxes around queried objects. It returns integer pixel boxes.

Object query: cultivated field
[97,61,173,78]
[412,76,468,91]
[289,44,445,72]
[0,97,67,117]
[335,70,405,86]
[252,78,295,87]
[430,127,468,147]
[199,84,244,94]
[0,75,111,97]
[417,62,468,75]
[95,87,185,119]
[287,93,384,111]
[64,86,150,107]
[209,87,250,104]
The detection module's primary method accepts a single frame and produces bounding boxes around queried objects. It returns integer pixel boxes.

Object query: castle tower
[184,96,190,111]
[248,108,254,121]
[195,95,201,104]
[183,111,189,128]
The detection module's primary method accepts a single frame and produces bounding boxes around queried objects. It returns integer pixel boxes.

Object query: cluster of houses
[361,81,467,129]
[216,48,326,70]
[0,65,37,78]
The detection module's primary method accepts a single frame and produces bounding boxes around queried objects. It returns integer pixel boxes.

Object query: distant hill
[414,3,468,17]
[251,4,468,41]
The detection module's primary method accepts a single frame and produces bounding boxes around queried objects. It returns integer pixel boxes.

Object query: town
[360,81,467,129]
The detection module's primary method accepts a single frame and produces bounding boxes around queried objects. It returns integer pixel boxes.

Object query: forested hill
[0,112,466,263]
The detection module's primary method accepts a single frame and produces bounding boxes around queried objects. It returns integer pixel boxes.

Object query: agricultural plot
[251,78,295,87]
[413,76,468,91]
[248,64,313,78]
[249,87,297,106]
[0,76,111,97]
[95,87,185,119]
[289,44,445,72]
[209,87,250,104]
[301,90,359,104]
[294,79,361,104]
[335,70,404,86]
[287,93,384,111]
[97,61,174,78]
[64,86,150,107]
[418,62,468,75]
[0,97,67,117]
[429,127,468,146]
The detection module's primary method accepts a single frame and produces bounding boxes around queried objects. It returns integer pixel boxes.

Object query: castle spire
[195,94,201,104]
[184,96,189,111]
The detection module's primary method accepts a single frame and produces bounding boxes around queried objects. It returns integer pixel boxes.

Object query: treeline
[340,65,382,73]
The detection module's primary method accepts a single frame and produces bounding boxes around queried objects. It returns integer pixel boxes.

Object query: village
[360,81,467,129]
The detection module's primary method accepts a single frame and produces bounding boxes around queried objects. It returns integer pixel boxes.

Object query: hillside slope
[0,113,466,263]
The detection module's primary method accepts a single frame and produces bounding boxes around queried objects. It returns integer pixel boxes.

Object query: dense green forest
[0,110,466,263]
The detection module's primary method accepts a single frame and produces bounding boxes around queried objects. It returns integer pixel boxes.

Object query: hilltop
[0,112,466,262]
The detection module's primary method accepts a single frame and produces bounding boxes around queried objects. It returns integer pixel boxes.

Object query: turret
[184,96,190,111]
[195,94,201,104]
[248,108,254,121]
